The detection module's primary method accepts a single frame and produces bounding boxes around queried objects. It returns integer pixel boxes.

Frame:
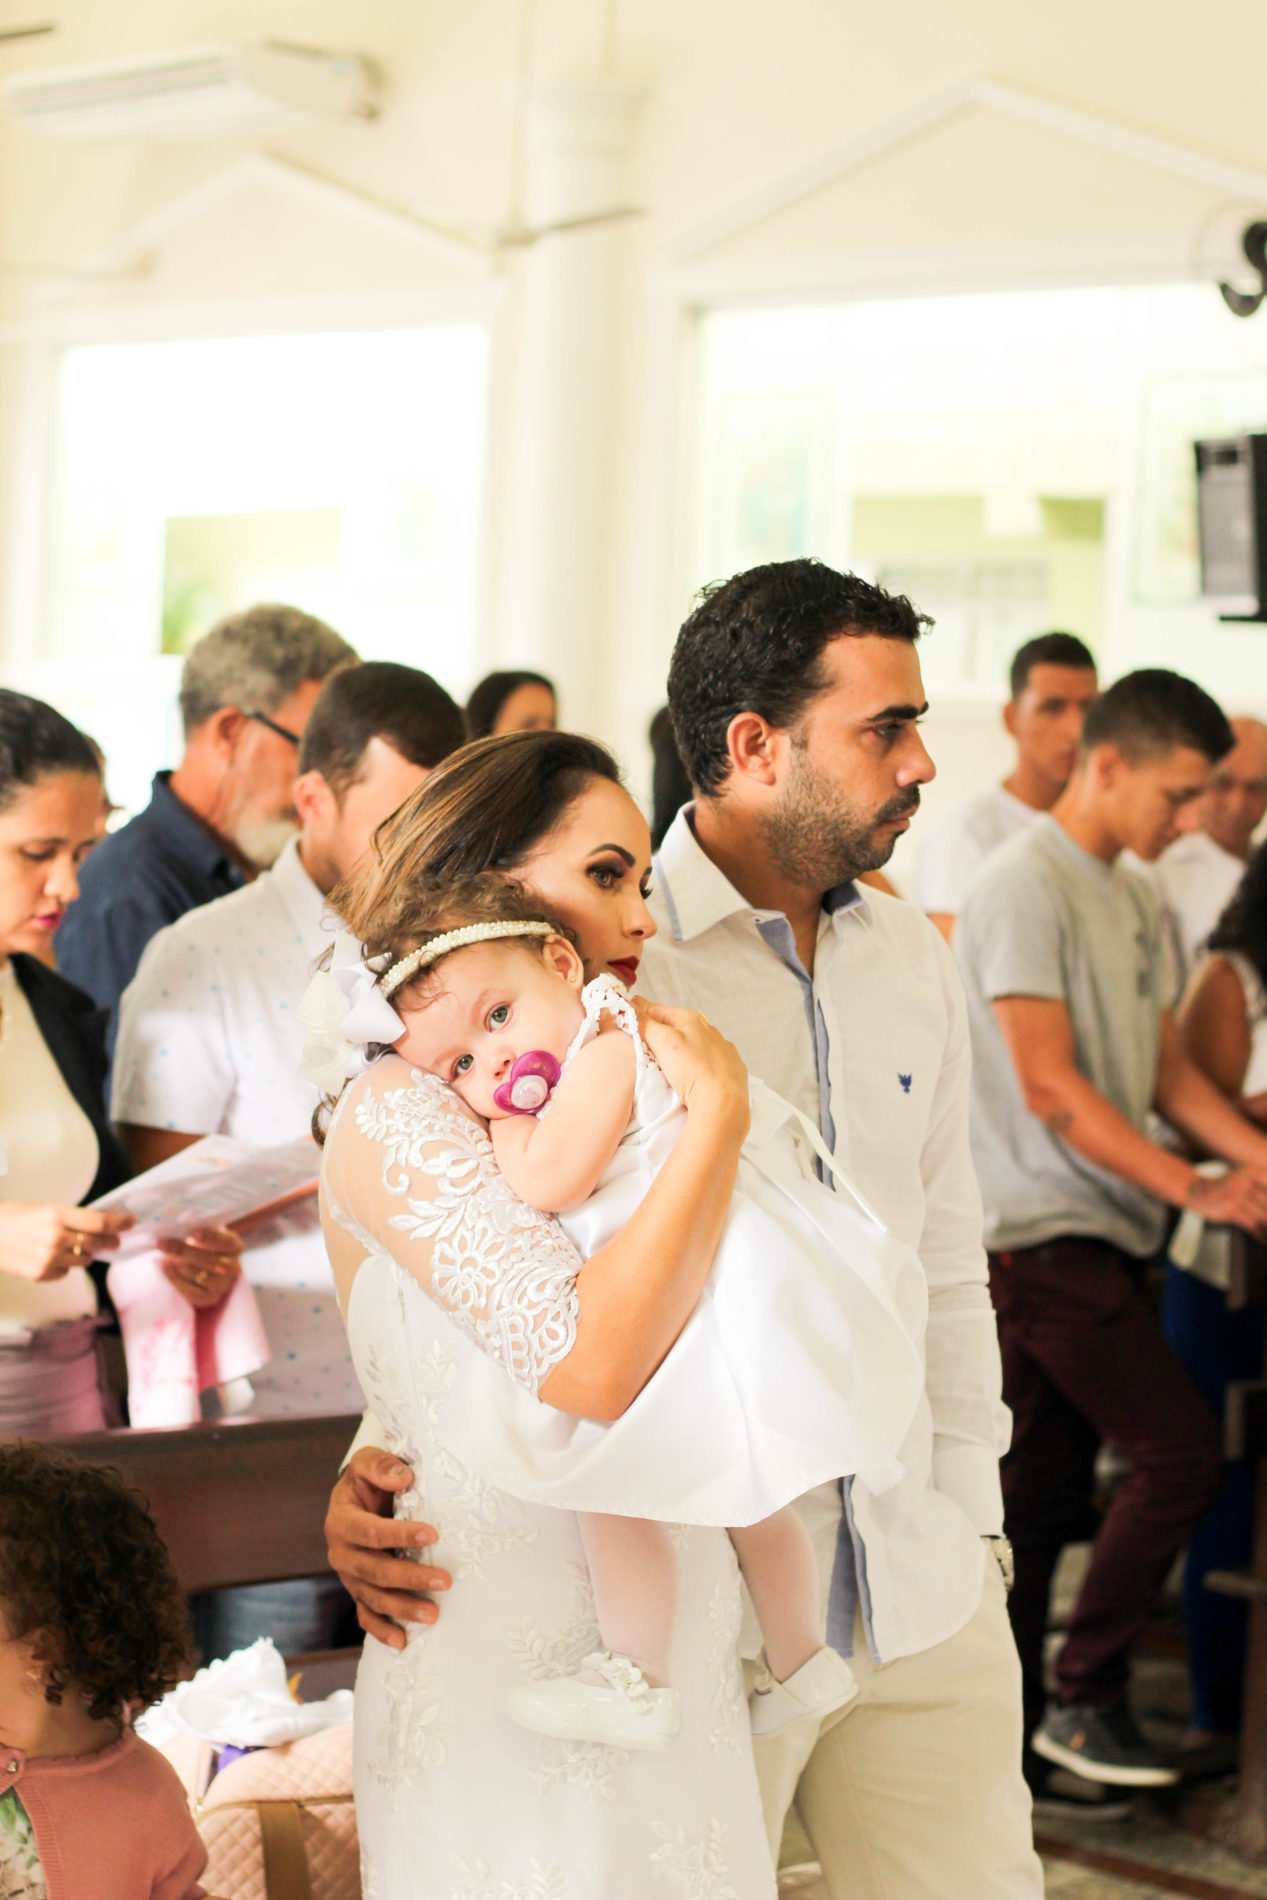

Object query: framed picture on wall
[1133,369,1267,604]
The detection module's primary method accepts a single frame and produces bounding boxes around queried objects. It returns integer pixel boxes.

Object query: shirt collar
[1034,810,1115,880]
[653,803,868,943]
[148,771,239,879]
[270,835,332,940]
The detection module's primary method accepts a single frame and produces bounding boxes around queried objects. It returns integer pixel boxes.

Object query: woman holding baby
[313,730,921,1900]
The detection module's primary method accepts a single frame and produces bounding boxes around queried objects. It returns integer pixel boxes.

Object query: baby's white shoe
[748,1647,858,1738]
[507,1651,682,1751]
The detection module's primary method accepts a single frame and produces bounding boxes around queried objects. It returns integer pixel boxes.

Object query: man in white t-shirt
[113,660,466,1420]
[113,660,464,1659]
[916,632,1098,940]
[1148,715,1267,992]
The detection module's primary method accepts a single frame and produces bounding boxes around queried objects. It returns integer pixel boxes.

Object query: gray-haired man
[58,602,357,1045]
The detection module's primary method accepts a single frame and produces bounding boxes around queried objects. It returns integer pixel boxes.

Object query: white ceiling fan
[331,0,642,259]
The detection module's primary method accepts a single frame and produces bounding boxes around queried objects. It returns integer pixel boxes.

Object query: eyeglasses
[244,710,301,747]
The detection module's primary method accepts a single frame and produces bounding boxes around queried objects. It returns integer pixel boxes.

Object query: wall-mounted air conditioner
[2,41,379,141]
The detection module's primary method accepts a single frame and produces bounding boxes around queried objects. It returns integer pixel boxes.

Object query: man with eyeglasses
[57,603,357,1049]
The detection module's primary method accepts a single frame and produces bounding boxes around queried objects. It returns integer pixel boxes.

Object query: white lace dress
[320,1056,774,1900]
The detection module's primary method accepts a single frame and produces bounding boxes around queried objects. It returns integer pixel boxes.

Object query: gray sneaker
[1032,1700,1178,1788]
[1024,1750,1134,1821]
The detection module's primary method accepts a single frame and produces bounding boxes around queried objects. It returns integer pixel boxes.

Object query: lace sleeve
[323,1057,581,1394]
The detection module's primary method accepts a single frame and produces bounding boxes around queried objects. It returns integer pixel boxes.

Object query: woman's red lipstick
[609,957,640,989]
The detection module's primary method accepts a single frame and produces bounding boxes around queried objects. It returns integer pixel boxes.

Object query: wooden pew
[52,1414,364,1686]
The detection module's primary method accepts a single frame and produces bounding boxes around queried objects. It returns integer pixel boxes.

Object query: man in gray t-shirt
[960,815,1169,1260]
[957,668,1267,1795]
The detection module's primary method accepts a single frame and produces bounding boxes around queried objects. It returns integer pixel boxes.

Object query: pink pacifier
[493,1050,562,1115]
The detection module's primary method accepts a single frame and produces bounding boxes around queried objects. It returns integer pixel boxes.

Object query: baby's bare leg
[730,1505,822,1683]
[577,1511,677,1687]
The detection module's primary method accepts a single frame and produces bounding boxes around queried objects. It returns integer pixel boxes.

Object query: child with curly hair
[0,1441,207,1899]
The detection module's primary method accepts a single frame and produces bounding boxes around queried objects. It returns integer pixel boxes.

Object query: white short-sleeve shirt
[113,837,327,1144]
[1145,829,1245,995]
[913,784,1039,917]
[112,838,362,1418]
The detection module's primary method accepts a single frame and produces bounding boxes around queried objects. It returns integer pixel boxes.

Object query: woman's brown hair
[314,732,620,1137]
[332,729,621,961]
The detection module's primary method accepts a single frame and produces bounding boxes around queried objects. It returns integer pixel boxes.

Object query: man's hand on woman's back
[325,1448,451,1649]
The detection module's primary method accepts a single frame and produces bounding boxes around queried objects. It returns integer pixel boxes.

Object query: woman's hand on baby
[0,1202,133,1282]
[158,1224,243,1309]
[632,1000,750,1135]
[326,1449,452,1649]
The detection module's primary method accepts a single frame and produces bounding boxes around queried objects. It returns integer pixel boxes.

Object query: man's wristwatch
[983,1535,1014,1593]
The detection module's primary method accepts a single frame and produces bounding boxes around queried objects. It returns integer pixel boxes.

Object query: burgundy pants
[988,1235,1224,1738]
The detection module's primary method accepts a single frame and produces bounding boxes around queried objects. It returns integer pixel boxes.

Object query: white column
[494,77,640,732]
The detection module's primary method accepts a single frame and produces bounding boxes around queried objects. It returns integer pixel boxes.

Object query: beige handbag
[192,1722,359,1900]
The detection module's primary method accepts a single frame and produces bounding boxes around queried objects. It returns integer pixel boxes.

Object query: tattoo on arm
[1045,1110,1074,1139]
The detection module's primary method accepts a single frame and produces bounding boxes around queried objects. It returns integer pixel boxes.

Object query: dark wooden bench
[53,1413,364,1691]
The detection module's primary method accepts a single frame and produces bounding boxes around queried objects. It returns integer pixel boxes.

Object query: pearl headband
[379,920,557,998]
[298,920,557,1093]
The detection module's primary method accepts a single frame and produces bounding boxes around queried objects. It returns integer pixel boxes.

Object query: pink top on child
[0,1726,207,1899]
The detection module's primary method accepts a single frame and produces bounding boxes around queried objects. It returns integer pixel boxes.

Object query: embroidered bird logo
[898,1073,912,1094]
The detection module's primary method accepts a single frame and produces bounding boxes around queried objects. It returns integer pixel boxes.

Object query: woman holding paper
[0,689,246,1437]
[0,691,135,1434]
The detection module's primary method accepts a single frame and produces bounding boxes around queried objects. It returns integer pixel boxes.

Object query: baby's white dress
[451,976,928,1528]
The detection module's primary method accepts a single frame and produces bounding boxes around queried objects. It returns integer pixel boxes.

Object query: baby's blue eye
[453,1054,474,1076]
[489,1004,510,1028]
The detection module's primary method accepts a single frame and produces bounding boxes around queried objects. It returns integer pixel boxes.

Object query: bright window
[45,325,488,810]
[691,285,1267,699]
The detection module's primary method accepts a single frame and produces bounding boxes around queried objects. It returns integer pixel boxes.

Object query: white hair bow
[298,935,406,1093]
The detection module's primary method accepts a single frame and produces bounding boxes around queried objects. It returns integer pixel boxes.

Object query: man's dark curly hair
[667,559,931,797]
[0,1443,192,1720]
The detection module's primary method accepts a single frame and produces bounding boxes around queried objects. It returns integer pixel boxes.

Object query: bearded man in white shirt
[638,561,1038,1898]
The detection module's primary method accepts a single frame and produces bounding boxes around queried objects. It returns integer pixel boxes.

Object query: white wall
[4,0,1267,816]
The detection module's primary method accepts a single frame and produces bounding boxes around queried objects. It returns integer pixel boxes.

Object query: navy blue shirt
[57,772,246,1050]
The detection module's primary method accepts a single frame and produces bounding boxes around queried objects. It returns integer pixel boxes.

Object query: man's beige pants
[753,1562,1044,1899]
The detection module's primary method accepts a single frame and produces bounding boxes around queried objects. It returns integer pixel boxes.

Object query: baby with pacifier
[349,878,929,1752]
